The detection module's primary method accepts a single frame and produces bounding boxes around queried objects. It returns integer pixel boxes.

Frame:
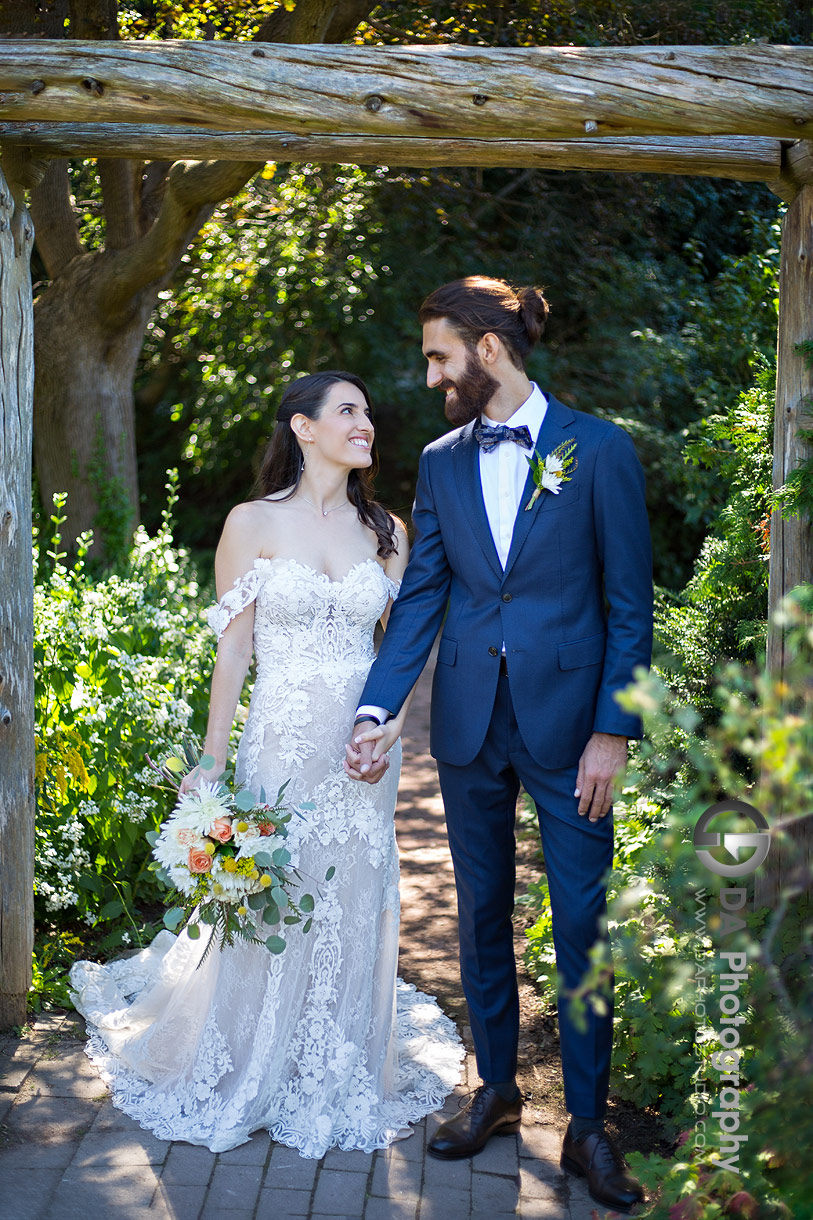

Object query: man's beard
[441,350,500,427]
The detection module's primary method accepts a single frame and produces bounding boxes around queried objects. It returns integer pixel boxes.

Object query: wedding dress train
[70,556,463,1154]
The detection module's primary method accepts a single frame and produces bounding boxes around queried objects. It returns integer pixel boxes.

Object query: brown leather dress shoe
[427,1085,522,1160]
[560,1127,644,1213]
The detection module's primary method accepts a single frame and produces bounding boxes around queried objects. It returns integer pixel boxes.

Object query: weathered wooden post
[767,143,813,673]
[758,144,813,908]
[0,158,35,1030]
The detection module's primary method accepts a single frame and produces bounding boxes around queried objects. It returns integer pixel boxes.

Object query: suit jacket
[361,393,654,769]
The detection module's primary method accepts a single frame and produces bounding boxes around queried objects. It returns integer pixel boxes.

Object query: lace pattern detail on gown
[71,556,463,1155]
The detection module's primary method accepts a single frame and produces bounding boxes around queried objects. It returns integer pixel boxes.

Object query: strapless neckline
[255,555,388,587]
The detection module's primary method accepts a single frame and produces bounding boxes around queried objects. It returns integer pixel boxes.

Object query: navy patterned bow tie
[473,422,533,453]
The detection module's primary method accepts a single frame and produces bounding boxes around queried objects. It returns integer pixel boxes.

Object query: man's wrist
[354,714,381,728]
[356,704,391,726]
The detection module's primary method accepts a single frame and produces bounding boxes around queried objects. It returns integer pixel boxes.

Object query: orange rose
[258,822,274,836]
[208,817,233,843]
[188,847,213,873]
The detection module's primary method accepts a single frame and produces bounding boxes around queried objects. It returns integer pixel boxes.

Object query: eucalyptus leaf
[145,830,160,846]
[325,866,336,881]
[272,847,291,867]
[186,923,201,940]
[163,906,185,930]
[262,903,280,926]
[299,893,315,914]
[200,754,217,771]
[247,892,266,911]
[271,887,288,910]
[252,852,272,868]
[265,935,286,954]
[283,915,300,925]
[234,789,255,812]
[303,918,313,935]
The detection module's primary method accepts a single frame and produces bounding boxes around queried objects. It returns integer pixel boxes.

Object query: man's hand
[344,718,390,785]
[574,732,628,822]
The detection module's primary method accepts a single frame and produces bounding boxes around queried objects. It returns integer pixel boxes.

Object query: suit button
[502,593,512,603]
[488,646,499,656]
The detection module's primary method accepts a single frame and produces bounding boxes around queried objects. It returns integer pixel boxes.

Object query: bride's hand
[179,758,223,794]
[354,721,402,761]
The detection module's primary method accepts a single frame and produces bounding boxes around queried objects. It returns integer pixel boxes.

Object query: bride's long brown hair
[255,371,398,559]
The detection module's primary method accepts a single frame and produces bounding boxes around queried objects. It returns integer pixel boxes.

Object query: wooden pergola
[1,41,811,1027]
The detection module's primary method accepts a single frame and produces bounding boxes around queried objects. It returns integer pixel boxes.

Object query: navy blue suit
[361,394,653,1115]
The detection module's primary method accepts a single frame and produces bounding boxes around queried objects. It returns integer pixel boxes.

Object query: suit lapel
[502,394,576,582]
[452,422,502,578]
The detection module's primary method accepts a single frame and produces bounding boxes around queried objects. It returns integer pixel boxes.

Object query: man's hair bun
[515,286,550,346]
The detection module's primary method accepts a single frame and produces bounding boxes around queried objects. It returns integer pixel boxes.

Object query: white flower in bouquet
[173,780,232,833]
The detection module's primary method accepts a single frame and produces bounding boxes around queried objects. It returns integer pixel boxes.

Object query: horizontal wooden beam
[0,123,784,181]
[0,41,811,141]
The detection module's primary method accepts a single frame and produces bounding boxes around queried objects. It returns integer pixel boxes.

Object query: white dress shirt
[479,383,547,569]
[357,383,547,724]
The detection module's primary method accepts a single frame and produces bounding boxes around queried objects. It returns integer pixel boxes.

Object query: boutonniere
[524,438,578,511]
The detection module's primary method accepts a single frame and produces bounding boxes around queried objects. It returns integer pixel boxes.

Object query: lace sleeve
[205,564,263,642]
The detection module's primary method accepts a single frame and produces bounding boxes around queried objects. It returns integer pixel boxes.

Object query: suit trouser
[435,670,614,1119]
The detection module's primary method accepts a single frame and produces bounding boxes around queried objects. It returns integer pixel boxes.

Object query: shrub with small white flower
[34,474,226,946]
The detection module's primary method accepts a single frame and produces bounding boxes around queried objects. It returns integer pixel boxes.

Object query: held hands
[574,732,628,823]
[344,719,401,785]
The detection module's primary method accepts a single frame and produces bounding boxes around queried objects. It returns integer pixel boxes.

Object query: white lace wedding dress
[70,556,463,1155]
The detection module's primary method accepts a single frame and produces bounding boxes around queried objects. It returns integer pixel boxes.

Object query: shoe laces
[458,1085,492,1117]
[587,1132,625,1174]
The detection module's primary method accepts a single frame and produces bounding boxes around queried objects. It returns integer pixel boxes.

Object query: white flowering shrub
[34,475,218,934]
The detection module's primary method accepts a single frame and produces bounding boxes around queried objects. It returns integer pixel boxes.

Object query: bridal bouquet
[147,750,328,958]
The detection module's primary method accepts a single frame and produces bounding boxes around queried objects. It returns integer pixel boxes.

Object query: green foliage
[33,474,218,952]
[615,592,813,1215]
[29,932,85,1012]
[655,361,775,709]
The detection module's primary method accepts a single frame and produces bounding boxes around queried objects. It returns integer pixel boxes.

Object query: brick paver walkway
[0,659,618,1220]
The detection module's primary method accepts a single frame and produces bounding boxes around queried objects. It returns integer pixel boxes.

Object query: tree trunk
[33,251,155,551]
[0,162,35,1031]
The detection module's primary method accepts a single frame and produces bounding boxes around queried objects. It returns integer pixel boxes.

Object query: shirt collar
[481,382,547,441]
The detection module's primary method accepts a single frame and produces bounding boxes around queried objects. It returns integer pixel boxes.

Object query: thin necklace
[297,492,351,518]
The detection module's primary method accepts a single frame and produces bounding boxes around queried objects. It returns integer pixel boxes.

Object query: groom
[348,276,652,1212]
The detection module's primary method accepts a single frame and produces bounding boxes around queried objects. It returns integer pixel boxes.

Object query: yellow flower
[223,858,238,873]
[237,905,248,917]
[250,870,259,880]
[260,874,272,888]
[236,821,249,833]
[204,842,217,856]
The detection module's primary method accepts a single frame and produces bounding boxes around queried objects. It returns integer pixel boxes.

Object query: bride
[70,371,463,1155]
